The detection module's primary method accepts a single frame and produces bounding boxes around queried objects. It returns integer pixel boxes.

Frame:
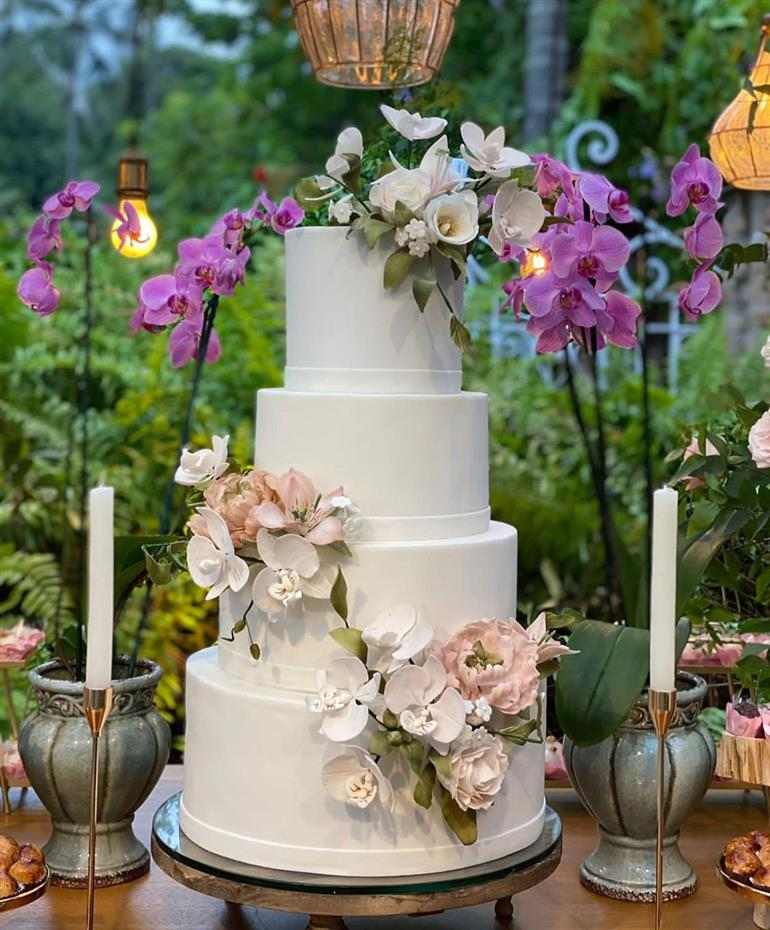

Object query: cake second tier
[255,388,490,542]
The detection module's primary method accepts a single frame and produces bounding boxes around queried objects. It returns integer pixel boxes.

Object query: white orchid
[384,656,466,754]
[524,612,578,666]
[488,181,547,256]
[309,656,381,742]
[186,507,249,600]
[369,136,460,221]
[251,529,335,620]
[460,122,530,178]
[362,604,433,675]
[424,190,479,246]
[175,435,229,486]
[325,127,363,183]
[380,104,447,142]
[322,746,393,811]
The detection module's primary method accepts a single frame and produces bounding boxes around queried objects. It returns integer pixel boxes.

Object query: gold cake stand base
[151,793,562,929]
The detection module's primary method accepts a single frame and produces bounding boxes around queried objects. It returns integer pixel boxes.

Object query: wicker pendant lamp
[709,14,770,189]
[290,0,460,89]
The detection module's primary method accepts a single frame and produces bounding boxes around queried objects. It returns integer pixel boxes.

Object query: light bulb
[110,197,158,259]
[521,249,548,277]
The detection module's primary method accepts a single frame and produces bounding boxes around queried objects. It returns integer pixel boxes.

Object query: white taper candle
[85,486,114,690]
[649,487,678,693]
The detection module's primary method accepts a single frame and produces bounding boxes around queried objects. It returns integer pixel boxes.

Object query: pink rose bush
[2,741,29,788]
[0,623,45,664]
[749,410,770,469]
[313,610,573,845]
[177,436,354,642]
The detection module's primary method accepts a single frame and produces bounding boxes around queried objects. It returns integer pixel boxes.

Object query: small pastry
[9,859,44,886]
[18,844,44,865]
[725,847,761,878]
[0,836,19,870]
[0,871,18,898]
[752,867,770,889]
[752,831,770,849]
[724,836,754,857]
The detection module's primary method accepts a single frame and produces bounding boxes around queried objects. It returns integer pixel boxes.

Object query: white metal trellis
[474,120,693,387]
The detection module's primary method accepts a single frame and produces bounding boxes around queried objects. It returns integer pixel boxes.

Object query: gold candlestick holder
[649,688,677,930]
[83,686,114,930]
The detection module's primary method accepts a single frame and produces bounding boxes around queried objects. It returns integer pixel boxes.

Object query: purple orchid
[578,174,633,224]
[250,192,305,236]
[168,316,222,368]
[138,274,204,327]
[176,235,250,297]
[502,278,526,318]
[683,212,723,262]
[550,220,630,290]
[17,262,60,316]
[26,215,62,261]
[211,209,248,250]
[43,180,100,219]
[531,154,574,199]
[595,291,641,348]
[524,270,604,329]
[106,201,144,253]
[678,265,722,321]
[526,311,571,353]
[666,144,723,217]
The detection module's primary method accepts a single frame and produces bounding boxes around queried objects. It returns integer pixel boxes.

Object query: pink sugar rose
[0,623,45,664]
[200,469,279,547]
[437,619,540,717]
[726,701,763,739]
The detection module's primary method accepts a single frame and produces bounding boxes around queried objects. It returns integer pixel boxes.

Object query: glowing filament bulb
[110,197,158,259]
[521,249,548,277]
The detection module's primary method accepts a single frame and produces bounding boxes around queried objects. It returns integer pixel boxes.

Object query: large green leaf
[555,619,650,746]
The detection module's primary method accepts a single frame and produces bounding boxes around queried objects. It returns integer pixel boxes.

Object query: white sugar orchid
[488,181,547,256]
[362,605,433,675]
[423,190,479,246]
[460,122,530,178]
[251,529,335,620]
[384,656,466,755]
[380,104,447,142]
[186,507,249,600]
[175,434,229,486]
[369,136,460,221]
[309,656,381,742]
[523,613,578,666]
[325,127,364,183]
[322,746,393,811]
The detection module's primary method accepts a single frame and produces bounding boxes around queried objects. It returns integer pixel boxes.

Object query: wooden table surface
[2,766,766,929]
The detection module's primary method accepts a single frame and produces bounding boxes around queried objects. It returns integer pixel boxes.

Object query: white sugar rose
[380,104,447,141]
[460,122,530,178]
[749,410,770,469]
[175,434,229,486]
[329,195,355,225]
[436,728,510,812]
[489,181,546,256]
[369,166,432,220]
[424,190,479,246]
[322,747,393,811]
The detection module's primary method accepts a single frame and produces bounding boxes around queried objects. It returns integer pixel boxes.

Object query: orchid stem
[130,295,219,674]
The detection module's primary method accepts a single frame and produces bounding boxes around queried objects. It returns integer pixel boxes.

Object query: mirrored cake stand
[151,793,562,929]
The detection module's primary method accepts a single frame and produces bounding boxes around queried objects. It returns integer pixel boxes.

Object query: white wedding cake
[180,226,545,877]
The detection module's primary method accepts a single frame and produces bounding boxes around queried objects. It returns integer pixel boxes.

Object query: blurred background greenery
[1,0,769,752]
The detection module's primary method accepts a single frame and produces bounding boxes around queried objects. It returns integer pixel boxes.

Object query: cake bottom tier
[181,648,546,877]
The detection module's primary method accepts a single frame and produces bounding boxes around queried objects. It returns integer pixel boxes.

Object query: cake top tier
[285,226,463,395]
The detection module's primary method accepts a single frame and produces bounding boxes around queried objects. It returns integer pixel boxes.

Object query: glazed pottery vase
[19,656,170,887]
[564,671,715,902]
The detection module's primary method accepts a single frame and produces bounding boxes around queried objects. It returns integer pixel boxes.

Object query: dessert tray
[719,859,770,929]
[0,866,49,913]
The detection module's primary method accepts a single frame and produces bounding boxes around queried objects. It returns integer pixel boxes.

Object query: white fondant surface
[255,389,489,541]
[181,648,546,877]
[218,522,518,683]
[285,227,463,395]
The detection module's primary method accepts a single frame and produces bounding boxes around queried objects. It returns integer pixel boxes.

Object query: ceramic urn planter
[19,656,170,887]
[564,671,715,902]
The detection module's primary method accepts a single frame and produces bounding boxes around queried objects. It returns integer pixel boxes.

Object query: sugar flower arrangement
[295,105,643,354]
[173,436,355,657]
[311,607,574,845]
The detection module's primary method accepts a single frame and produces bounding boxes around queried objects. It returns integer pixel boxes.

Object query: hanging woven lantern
[290,0,460,89]
[709,15,770,189]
